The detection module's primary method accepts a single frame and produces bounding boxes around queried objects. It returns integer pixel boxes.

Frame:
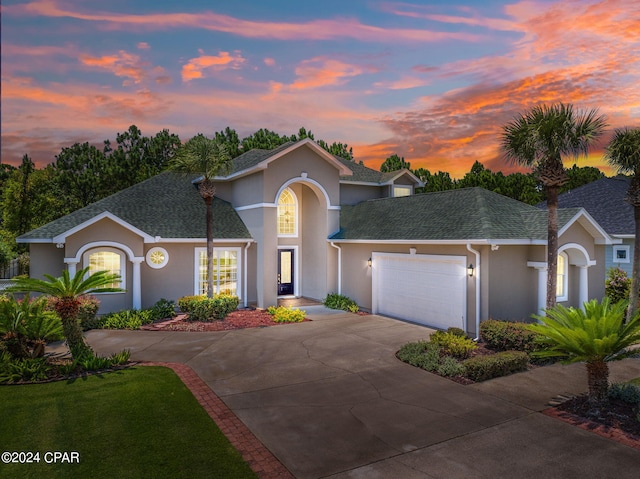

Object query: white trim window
[195,247,241,297]
[556,252,568,301]
[613,245,630,263]
[277,187,298,236]
[393,185,412,197]
[83,247,124,290]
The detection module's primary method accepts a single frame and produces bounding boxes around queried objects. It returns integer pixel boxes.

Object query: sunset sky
[2,0,639,177]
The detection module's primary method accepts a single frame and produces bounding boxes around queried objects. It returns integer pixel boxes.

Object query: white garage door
[372,253,467,330]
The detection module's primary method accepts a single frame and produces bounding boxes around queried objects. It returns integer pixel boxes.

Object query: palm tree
[169,134,233,298]
[6,268,121,359]
[605,128,640,320]
[501,103,607,309]
[530,298,640,407]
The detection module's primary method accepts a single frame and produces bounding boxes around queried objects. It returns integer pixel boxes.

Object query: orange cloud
[79,50,150,85]
[181,50,245,82]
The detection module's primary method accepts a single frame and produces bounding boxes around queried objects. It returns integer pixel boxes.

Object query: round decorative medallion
[146,247,169,269]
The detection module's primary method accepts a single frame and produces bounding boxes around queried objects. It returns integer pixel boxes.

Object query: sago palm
[6,268,121,359]
[529,298,640,406]
[605,127,640,320]
[169,134,233,298]
[501,103,607,309]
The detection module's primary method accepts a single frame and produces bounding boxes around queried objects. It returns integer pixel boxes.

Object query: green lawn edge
[0,366,257,479]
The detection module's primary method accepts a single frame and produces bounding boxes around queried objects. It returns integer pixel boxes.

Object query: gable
[223,139,353,180]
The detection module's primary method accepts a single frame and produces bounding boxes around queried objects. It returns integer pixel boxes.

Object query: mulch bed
[550,395,640,446]
[161,309,310,332]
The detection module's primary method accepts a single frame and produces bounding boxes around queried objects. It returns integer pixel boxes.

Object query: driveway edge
[140,361,295,479]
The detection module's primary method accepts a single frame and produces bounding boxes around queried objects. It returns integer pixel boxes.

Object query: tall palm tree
[6,268,121,359]
[501,103,607,309]
[530,298,640,407]
[605,128,640,320]
[169,134,233,298]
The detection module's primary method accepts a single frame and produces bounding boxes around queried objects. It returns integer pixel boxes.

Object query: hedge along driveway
[0,367,257,479]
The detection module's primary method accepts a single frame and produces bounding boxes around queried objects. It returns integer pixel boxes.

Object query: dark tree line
[382,155,604,205]
[0,124,605,270]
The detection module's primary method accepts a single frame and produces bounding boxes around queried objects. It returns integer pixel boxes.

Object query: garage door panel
[373,254,466,331]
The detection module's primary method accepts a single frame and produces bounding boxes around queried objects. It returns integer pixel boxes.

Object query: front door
[278,249,294,296]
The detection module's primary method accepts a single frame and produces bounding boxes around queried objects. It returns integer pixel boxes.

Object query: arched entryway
[274,176,334,301]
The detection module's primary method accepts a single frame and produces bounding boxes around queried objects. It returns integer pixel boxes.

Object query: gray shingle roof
[18,172,252,241]
[330,187,581,241]
[230,142,295,175]
[538,177,633,236]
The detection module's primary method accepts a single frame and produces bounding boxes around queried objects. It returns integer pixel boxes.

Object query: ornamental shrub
[148,298,176,321]
[267,306,306,323]
[605,267,631,305]
[100,309,154,330]
[462,351,529,382]
[608,383,640,405]
[396,341,441,371]
[177,295,206,313]
[188,295,239,322]
[436,355,467,377]
[323,293,359,312]
[480,319,543,354]
[429,330,477,359]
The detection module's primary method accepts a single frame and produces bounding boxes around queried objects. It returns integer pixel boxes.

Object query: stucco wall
[487,245,539,321]
[340,184,384,205]
[66,218,145,258]
[29,244,65,280]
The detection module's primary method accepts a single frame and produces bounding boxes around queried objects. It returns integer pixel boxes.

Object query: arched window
[83,248,124,290]
[277,188,297,236]
[556,252,568,301]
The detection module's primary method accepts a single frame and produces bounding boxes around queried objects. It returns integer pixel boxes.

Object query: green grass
[0,367,257,478]
[628,377,640,387]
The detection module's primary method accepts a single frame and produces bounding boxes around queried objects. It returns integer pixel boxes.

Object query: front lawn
[0,367,257,479]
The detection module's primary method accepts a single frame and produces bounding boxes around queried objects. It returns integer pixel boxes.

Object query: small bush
[323,293,359,312]
[100,309,154,330]
[188,295,239,322]
[0,354,52,383]
[429,330,477,359]
[148,298,176,321]
[267,306,306,323]
[77,295,100,330]
[436,355,467,377]
[78,354,114,371]
[396,341,441,371]
[177,295,206,313]
[609,383,640,405]
[605,267,631,305]
[480,319,543,354]
[463,351,529,382]
[446,327,467,337]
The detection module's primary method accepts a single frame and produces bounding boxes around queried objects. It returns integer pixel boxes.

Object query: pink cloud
[288,57,376,90]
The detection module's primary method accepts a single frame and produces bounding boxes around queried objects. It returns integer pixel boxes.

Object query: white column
[132,258,143,310]
[528,262,548,316]
[65,261,78,277]
[578,266,589,309]
[536,266,547,316]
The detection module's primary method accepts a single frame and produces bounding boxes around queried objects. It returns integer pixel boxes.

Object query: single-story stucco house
[18,139,615,336]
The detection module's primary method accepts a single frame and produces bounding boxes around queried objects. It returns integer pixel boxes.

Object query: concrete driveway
[85,307,640,478]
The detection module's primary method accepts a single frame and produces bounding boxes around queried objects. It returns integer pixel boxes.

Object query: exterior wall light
[468,264,474,277]
[368,258,372,268]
